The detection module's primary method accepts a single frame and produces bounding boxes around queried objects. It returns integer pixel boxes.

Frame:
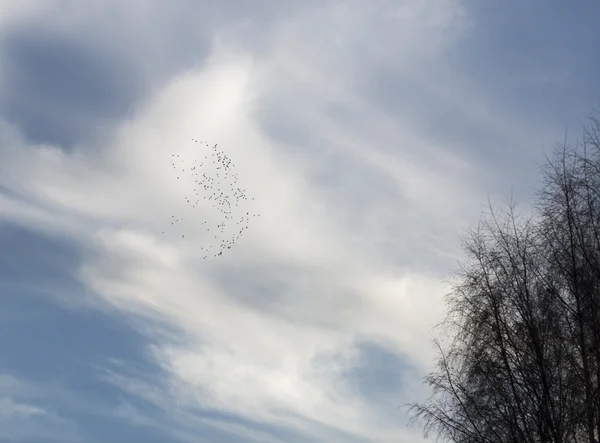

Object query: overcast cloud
[1,1,599,442]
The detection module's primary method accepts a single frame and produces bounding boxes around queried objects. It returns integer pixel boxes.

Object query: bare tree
[535,112,600,443]
[401,111,600,443]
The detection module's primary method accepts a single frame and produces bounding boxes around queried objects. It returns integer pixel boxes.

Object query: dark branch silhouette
[401,110,600,443]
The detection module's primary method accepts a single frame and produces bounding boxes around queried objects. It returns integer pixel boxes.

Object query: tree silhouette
[401,111,600,443]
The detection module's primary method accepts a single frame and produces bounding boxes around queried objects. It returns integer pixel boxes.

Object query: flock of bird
[165,139,260,259]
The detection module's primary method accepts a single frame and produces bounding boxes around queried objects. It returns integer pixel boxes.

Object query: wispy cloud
[0,374,81,441]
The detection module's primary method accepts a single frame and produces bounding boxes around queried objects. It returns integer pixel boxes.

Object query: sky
[0,1,599,442]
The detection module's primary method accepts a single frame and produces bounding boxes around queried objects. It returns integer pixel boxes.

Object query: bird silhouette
[164,140,260,259]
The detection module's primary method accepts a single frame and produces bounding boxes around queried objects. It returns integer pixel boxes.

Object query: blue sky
[0,1,599,442]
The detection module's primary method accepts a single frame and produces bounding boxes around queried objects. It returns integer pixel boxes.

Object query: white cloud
[0,396,48,419]
[0,374,81,442]
[0,1,541,442]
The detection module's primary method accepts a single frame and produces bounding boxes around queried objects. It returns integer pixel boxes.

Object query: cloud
[0,2,483,442]
[0,27,142,148]
[0,374,81,442]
